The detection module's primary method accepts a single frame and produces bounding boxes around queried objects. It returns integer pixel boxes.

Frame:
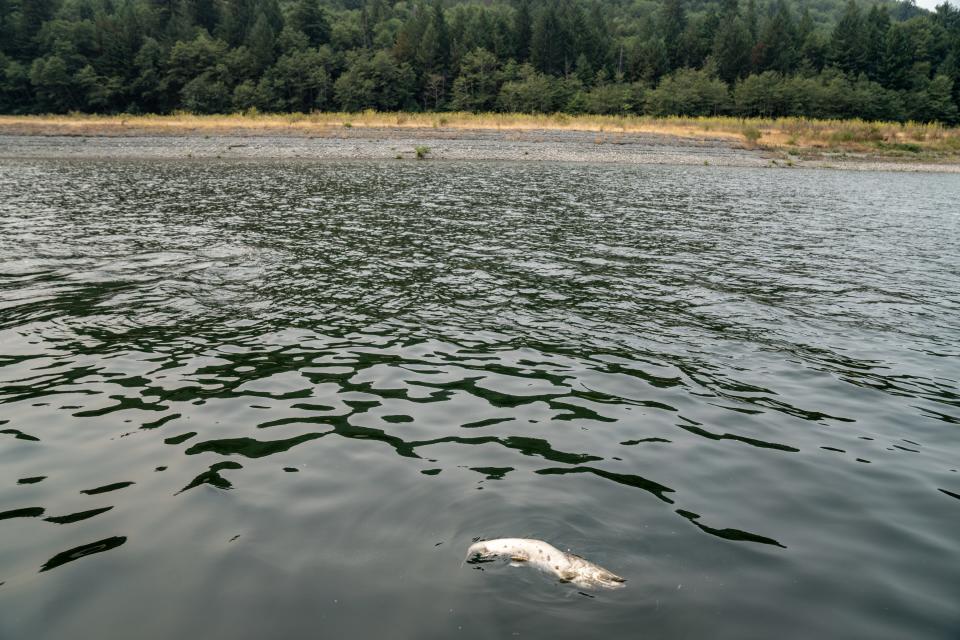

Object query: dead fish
[465,538,625,589]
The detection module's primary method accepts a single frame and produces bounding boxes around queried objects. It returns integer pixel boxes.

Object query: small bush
[415,145,430,159]
[743,127,762,143]
[830,129,858,142]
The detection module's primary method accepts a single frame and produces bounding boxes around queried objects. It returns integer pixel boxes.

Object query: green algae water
[0,159,958,639]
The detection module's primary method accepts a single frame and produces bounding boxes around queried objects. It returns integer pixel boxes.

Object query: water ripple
[1,160,958,639]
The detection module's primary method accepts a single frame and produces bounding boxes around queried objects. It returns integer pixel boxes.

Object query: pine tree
[756,0,798,74]
[247,12,276,71]
[863,6,891,80]
[881,23,913,90]
[925,74,959,123]
[288,0,330,47]
[394,4,429,65]
[220,0,257,46]
[0,0,12,56]
[661,0,687,71]
[15,0,57,58]
[745,0,758,42]
[530,5,569,76]
[830,0,866,75]
[513,0,532,62]
[714,16,752,82]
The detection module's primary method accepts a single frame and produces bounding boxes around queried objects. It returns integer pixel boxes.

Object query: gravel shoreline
[1,127,958,172]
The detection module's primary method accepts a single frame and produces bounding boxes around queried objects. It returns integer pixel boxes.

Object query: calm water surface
[1,160,958,639]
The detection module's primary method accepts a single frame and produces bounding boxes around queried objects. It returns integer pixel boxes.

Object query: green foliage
[646,68,730,116]
[334,50,415,111]
[256,47,332,111]
[569,81,646,115]
[0,58,32,113]
[661,0,688,70]
[181,71,232,113]
[733,69,906,120]
[713,16,753,83]
[0,0,957,123]
[735,71,792,116]
[907,74,959,124]
[497,64,572,113]
[29,54,78,111]
[830,0,866,74]
[450,48,500,112]
[287,0,329,47]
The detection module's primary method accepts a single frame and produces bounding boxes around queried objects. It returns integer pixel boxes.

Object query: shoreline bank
[1,119,958,172]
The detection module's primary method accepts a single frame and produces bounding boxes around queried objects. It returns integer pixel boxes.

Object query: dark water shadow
[40,536,127,572]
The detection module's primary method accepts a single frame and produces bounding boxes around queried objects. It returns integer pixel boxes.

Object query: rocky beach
[2,125,959,172]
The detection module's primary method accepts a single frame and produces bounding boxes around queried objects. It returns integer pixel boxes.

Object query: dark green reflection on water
[675,510,786,548]
[0,507,45,520]
[80,481,135,495]
[177,461,244,494]
[40,536,127,572]
[45,506,114,525]
[536,467,675,504]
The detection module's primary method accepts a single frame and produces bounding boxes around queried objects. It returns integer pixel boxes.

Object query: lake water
[1,159,958,639]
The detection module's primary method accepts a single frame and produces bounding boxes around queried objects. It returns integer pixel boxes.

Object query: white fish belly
[465,538,625,589]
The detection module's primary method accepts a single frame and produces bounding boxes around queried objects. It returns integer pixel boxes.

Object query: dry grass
[2,111,959,159]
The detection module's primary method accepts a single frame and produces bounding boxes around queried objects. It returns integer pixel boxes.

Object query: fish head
[594,568,627,589]
[561,562,627,590]
[464,541,498,564]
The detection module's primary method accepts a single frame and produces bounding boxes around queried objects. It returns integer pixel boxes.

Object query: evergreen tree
[925,74,959,123]
[513,0,531,62]
[131,36,168,112]
[530,4,570,76]
[756,1,798,74]
[220,0,257,47]
[661,0,688,71]
[247,12,276,71]
[881,23,914,90]
[0,0,14,57]
[418,2,449,75]
[394,4,428,64]
[745,0,759,42]
[0,0,958,123]
[287,0,329,47]
[714,17,753,83]
[863,6,890,80]
[830,0,866,75]
[15,0,57,58]
[624,37,669,83]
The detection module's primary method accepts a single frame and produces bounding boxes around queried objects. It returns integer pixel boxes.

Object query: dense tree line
[1,0,959,122]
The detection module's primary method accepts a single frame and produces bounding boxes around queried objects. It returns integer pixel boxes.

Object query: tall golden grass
[2,111,959,156]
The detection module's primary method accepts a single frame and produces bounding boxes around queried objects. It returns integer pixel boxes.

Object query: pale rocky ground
[1,127,958,172]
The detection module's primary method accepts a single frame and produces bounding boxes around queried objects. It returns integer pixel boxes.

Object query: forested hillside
[1,0,959,122]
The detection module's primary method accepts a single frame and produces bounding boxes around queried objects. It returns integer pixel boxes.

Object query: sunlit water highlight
[1,159,958,639]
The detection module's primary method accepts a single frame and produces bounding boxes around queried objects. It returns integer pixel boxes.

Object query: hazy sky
[913,0,953,10]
